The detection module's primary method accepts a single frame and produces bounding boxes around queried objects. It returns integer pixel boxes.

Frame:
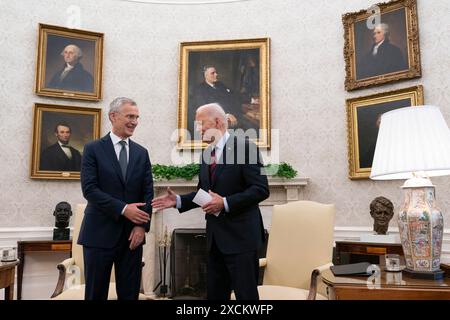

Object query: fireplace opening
[170,228,268,299]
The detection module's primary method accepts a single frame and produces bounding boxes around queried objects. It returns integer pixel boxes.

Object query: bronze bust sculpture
[53,201,72,240]
[370,196,394,235]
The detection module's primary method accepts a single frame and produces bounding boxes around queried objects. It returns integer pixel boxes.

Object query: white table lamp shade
[370,105,450,180]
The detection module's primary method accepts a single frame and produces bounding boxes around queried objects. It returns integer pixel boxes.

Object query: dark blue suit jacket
[78,133,153,249]
[179,135,269,254]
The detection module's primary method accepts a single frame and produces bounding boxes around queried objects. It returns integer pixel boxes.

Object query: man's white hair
[375,23,390,36]
[60,44,83,60]
[109,97,137,114]
[196,103,227,128]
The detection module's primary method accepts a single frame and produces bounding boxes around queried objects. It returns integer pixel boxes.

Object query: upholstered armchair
[51,204,149,300]
[256,200,335,300]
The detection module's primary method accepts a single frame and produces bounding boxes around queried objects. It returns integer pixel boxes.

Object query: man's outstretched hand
[152,187,177,210]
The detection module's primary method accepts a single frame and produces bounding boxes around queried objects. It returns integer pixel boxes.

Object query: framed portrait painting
[346,85,424,179]
[30,103,101,180]
[343,0,421,91]
[35,23,104,101]
[177,38,270,149]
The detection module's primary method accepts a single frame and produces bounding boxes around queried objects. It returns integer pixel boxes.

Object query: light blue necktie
[119,140,127,178]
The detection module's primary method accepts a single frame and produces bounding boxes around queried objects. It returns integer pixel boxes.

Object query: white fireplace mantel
[153,176,309,205]
[142,176,309,297]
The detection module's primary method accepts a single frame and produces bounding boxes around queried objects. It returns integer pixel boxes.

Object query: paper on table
[192,189,220,217]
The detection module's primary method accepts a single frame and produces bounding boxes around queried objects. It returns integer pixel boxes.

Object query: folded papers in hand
[192,189,220,217]
[330,262,375,276]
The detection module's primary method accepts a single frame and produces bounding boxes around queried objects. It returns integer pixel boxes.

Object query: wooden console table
[335,241,404,265]
[0,260,19,300]
[17,240,72,300]
[322,267,450,299]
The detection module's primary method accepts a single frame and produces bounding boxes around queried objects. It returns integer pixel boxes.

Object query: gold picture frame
[177,38,270,149]
[347,85,424,179]
[343,0,421,91]
[31,103,101,180]
[35,23,104,101]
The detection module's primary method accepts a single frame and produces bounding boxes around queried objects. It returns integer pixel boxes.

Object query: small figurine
[53,201,72,240]
[370,196,394,235]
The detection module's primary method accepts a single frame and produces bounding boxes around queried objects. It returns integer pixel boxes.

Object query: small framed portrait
[346,85,424,179]
[35,23,104,101]
[343,0,421,91]
[177,38,270,149]
[31,103,102,180]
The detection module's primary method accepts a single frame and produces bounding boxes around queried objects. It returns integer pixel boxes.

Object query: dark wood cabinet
[0,260,19,300]
[335,240,404,265]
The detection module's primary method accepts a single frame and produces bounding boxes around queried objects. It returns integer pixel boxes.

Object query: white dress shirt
[176,131,231,213]
[60,63,74,80]
[58,141,72,159]
[372,39,385,56]
[110,131,129,162]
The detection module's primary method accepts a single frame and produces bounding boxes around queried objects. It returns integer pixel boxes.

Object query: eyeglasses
[117,112,140,121]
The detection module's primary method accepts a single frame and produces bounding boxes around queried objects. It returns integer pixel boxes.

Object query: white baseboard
[0,227,73,248]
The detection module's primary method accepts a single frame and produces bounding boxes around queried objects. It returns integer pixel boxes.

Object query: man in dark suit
[40,123,82,171]
[48,44,94,92]
[357,23,408,80]
[78,97,153,300]
[153,103,269,300]
[189,66,256,133]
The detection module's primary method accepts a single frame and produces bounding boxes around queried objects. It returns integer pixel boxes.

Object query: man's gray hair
[197,103,227,127]
[375,23,390,37]
[60,44,83,60]
[109,97,137,113]
[202,65,215,73]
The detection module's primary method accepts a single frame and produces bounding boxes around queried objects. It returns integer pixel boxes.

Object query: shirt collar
[374,39,385,50]
[213,131,230,152]
[110,131,129,145]
[205,80,216,88]
[58,141,69,147]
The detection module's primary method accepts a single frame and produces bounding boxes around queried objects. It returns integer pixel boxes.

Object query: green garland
[152,162,297,181]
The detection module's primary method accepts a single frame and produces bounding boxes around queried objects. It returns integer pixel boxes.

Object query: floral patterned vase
[398,186,444,272]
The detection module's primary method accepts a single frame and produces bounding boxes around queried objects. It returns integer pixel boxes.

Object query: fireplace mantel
[153,176,309,204]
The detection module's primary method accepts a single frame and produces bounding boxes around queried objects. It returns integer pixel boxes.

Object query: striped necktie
[209,147,217,182]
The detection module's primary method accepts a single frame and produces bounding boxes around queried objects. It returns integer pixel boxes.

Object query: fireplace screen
[170,228,208,299]
[170,228,268,299]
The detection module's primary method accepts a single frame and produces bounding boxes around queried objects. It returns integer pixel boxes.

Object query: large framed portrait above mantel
[346,85,424,180]
[177,38,270,150]
[343,0,421,91]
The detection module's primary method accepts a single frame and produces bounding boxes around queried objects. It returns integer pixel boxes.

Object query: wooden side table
[0,260,19,300]
[17,240,72,300]
[335,241,404,265]
[322,267,450,299]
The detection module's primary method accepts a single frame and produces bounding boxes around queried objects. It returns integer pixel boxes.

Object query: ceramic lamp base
[403,268,444,280]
